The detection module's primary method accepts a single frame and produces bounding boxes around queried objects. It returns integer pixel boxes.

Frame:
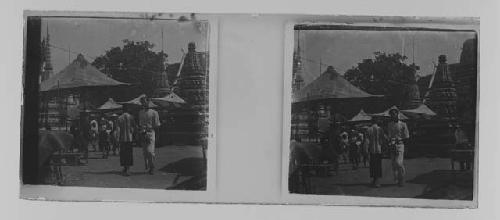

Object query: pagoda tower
[170,42,209,145]
[178,42,209,113]
[426,55,457,119]
[152,30,171,98]
[40,24,53,82]
[402,67,422,109]
[292,32,304,93]
[152,55,170,97]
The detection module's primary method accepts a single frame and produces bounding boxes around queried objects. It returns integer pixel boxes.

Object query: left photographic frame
[21,11,218,202]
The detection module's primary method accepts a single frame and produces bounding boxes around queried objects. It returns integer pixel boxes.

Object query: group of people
[84,115,119,158]
[116,96,161,176]
[366,107,410,187]
[71,96,161,176]
[313,106,410,187]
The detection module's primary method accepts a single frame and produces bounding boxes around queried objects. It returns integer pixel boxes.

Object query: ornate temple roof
[293,66,381,102]
[40,54,128,92]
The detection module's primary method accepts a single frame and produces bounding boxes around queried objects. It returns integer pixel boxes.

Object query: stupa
[169,42,209,145]
[426,55,458,119]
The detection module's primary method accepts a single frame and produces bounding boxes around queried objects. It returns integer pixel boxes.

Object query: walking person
[116,105,136,176]
[387,107,410,187]
[138,96,161,175]
[366,118,385,187]
[89,118,99,152]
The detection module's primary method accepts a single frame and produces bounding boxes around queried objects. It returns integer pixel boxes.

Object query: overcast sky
[295,29,476,85]
[41,16,208,74]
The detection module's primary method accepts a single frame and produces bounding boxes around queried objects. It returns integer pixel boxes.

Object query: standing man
[366,118,385,187]
[339,129,349,164]
[116,105,135,176]
[387,107,410,187]
[138,96,161,175]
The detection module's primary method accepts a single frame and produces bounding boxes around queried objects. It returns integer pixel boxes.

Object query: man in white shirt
[138,96,161,175]
[387,107,410,187]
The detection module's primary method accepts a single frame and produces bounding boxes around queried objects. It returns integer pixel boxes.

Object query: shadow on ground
[408,170,473,200]
[159,157,207,191]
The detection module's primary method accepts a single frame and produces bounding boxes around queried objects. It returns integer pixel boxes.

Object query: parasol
[98,98,123,110]
[401,104,437,118]
[120,94,158,108]
[350,109,372,122]
[151,92,186,108]
[371,106,409,120]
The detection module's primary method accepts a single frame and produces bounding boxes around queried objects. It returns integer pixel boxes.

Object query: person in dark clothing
[116,106,135,176]
[69,119,80,152]
[98,123,110,159]
[79,113,90,159]
[358,132,370,168]
[349,132,361,170]
[366,118,386,187]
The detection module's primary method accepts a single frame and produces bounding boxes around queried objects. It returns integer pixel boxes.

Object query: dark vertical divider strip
[22,16,41,184]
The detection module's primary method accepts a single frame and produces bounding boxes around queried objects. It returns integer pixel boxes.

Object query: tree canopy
[92,40,167,99]
[344,52,419,106]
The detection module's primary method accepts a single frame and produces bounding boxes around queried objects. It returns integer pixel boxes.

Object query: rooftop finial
[438,55,447,64]
[188,42,196,52]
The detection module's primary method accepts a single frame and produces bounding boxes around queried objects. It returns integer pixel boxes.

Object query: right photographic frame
[282,18,479,208]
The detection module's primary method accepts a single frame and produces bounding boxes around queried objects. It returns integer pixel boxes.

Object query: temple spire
[41,23,53,81]
[292,30,304,93]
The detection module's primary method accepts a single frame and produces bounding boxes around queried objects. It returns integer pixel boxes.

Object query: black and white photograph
[21,13,215,195]
[285,22,478,204]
